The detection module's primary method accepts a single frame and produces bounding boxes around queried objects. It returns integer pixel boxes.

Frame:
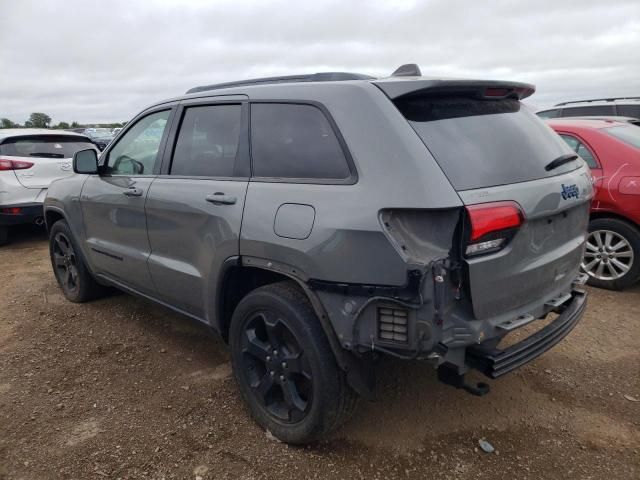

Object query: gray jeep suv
[44,65,593,444]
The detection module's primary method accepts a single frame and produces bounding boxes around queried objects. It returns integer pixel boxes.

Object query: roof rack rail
[555,96,640,106]
[186,72,375,94]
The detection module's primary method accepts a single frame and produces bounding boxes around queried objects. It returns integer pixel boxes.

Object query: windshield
[395,96,580,190]
[0,136,97,158]
[605,125,640,149]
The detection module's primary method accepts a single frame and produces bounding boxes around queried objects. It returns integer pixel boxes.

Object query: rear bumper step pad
[466,290,587,378]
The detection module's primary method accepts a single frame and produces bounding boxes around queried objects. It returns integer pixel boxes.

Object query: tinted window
[562,105,615,117]
[107,110,170,175]
[0,136,96,158]
[559,134,598,168]
[171,105,242,177]
[605,125,640,149]
[251,103,350,180]
[536,109,560,119]
[395,97,578,190]
[616,105,640,119]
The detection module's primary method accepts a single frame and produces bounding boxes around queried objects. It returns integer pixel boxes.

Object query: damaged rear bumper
[465,288,587,378]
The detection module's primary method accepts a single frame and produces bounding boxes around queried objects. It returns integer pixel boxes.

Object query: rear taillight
[465,201,524,256]
[0,158,34,170]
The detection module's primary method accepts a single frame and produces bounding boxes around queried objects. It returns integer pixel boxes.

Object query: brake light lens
[0,158,34,170]
[465,201,524,256]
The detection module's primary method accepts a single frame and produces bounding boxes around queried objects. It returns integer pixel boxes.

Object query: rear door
[393,94,593,320]
[0,135,96,188]
[145,96,250,320]
[80,108,174,294]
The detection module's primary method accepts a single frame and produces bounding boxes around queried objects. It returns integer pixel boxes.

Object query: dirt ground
[1,226,639,480]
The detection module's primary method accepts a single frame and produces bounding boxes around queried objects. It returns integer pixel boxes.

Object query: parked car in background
[0,129,96,245]
[45,66,593,444]
[111,127,122,135]
[537,97,640,120]
[548,118,640,290]
[83,128,114,151]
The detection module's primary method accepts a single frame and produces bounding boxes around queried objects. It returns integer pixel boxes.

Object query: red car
[547,118,640,290]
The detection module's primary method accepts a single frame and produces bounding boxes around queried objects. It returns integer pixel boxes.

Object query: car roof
[143,66,535,111]
[554,97,640,107]
[0,128,90,142]
[545,118,630,130]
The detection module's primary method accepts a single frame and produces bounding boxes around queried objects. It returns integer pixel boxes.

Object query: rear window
[605,125,640,149]
[562,105,615,117]
[395,97,578,190]
[0,135,95,158]
[250,103,351,180]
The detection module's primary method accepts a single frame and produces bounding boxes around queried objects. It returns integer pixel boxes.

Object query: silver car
[44,65,594,444]
[0,129,96,245]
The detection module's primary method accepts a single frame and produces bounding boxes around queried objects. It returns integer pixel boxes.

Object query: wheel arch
[590,210,640,230]
[44,207,66,232]
[215,256,373,397]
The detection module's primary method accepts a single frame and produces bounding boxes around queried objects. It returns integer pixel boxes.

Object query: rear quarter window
[250,103,352,181]
[0,136,96,158]
[395,96,578,190]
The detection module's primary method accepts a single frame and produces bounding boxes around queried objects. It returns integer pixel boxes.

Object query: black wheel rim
[241,310,313,424]
[52,232,80,294]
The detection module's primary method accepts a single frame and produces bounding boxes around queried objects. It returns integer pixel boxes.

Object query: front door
[145,99,250,320]
[80,108,173,294]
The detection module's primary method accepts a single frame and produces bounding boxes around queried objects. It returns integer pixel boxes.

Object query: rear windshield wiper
[28,152,65,158]
[545,153,579,171]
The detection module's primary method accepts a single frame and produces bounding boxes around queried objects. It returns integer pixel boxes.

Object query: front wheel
[49,220,104,302]
[582,218,640,290]
[229,281,358,444]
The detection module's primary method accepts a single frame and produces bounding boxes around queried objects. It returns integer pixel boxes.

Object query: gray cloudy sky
[1,0,639,124]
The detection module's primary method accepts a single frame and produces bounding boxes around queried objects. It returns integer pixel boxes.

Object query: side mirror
[73,149,99,174]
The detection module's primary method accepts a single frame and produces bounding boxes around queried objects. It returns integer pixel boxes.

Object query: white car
[0,129,96,245]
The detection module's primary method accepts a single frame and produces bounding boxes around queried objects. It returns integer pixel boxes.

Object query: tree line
[0,113,127,130]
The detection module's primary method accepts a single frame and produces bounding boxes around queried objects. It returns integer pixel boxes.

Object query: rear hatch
[0,135,96,188]
[382,81,594,320]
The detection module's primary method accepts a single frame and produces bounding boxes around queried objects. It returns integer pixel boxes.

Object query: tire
[0,226,8,246]
[229,281,358,444]
[49,220,104,302]
[582,218,640,290]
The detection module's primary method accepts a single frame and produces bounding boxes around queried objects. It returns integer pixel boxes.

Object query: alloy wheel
[240,310,313,424]
[582,229,634,281]
[52,232,80,294]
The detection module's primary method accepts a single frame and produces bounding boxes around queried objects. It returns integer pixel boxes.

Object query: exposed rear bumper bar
[466,289,587,378]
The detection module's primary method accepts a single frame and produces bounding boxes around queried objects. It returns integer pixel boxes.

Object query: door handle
[123,187,144,197]
[205,192,237,205]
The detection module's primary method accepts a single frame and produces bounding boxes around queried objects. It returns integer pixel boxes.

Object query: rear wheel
[229,281,358,444]
[0,226,8,246]
[49,220,104,302]
[582,218,640,290]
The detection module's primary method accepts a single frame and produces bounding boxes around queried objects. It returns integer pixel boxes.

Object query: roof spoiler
[374,78,536,101]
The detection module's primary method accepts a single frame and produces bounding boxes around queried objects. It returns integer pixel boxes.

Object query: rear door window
[171,104,243,177]
[250,103,352,181]
[561,105,615,117]
[0,136,96,158]
[395,96,578,190]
